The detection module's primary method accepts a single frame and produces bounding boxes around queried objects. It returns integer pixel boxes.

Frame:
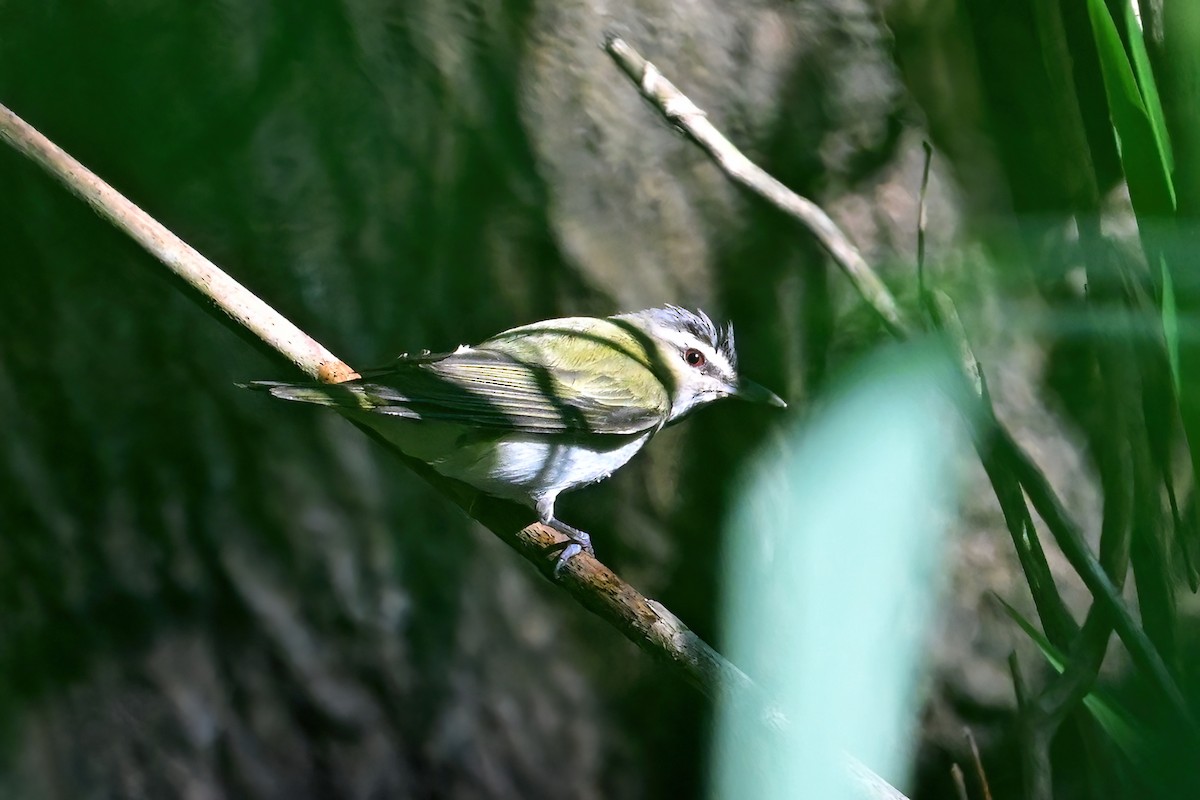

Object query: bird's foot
[541,518,595,577]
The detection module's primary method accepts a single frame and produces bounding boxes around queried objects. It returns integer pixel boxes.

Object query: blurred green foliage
[716,344,970,799]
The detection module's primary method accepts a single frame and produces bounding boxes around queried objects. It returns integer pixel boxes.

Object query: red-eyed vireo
[246,306,785,571]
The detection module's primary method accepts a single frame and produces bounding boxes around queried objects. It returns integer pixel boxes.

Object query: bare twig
[950,763,969,800]
[604,35,913,339]
[964,726,994,800]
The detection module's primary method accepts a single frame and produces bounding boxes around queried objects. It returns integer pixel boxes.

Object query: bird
[244,305,785,573]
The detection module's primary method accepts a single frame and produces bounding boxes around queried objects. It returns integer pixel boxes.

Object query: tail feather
[240,380,378,410]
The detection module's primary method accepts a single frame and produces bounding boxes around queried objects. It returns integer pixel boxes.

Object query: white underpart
[358,411,653,519]
[453,433,654,517]
[463,431,657,513]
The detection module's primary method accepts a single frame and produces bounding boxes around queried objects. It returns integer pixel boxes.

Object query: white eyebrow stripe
[656,328,736,378]
[706,350,734,376]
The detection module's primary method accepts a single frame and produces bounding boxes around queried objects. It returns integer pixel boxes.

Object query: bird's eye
[684,348,706,367]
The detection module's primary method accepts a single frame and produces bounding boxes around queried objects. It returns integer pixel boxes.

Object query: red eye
[684,348,706,367]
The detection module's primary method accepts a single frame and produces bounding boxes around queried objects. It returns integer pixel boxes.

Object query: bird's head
[616,305,787,422]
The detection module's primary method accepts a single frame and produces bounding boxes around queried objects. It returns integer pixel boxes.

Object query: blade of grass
[1161,0,1200,216]
[1086,0,1176,218]
[1086,0,1179,391]
[1124,1,1174,174]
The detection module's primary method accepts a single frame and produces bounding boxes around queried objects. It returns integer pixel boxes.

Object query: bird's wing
[249,338,668,435]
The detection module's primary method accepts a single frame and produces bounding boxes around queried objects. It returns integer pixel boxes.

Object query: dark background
[0,1,1108,797]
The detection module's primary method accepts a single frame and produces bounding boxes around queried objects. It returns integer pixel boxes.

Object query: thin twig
[964,726,993,800]
[603,35,914,339]
[950,763,969,800]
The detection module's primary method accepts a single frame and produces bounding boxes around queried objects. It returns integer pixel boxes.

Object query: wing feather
[249,331,669,435]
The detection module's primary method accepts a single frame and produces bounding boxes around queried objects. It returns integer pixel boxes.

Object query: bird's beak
[734,378,787,408]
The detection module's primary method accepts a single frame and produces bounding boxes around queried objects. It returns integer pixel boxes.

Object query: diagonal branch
[604,34,913,339]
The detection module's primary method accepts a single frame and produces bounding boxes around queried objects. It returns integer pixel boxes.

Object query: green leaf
[1124,2,1174,174]
[1087,0,1180,397]
[1086,0,1176,217]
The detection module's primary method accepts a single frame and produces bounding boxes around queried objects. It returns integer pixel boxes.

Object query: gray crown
[637,305,738,370]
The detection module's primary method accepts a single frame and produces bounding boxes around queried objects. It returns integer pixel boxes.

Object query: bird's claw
[551,543,583,577]
[547,520,593,554]
[541,518,594,577]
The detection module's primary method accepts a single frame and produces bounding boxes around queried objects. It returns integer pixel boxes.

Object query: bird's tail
[239,380,378,410]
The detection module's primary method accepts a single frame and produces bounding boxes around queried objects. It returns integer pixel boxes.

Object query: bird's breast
[350,412,652,506]
[434,430,652,505]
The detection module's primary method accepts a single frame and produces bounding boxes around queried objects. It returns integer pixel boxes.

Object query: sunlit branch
[604,34,913,339]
